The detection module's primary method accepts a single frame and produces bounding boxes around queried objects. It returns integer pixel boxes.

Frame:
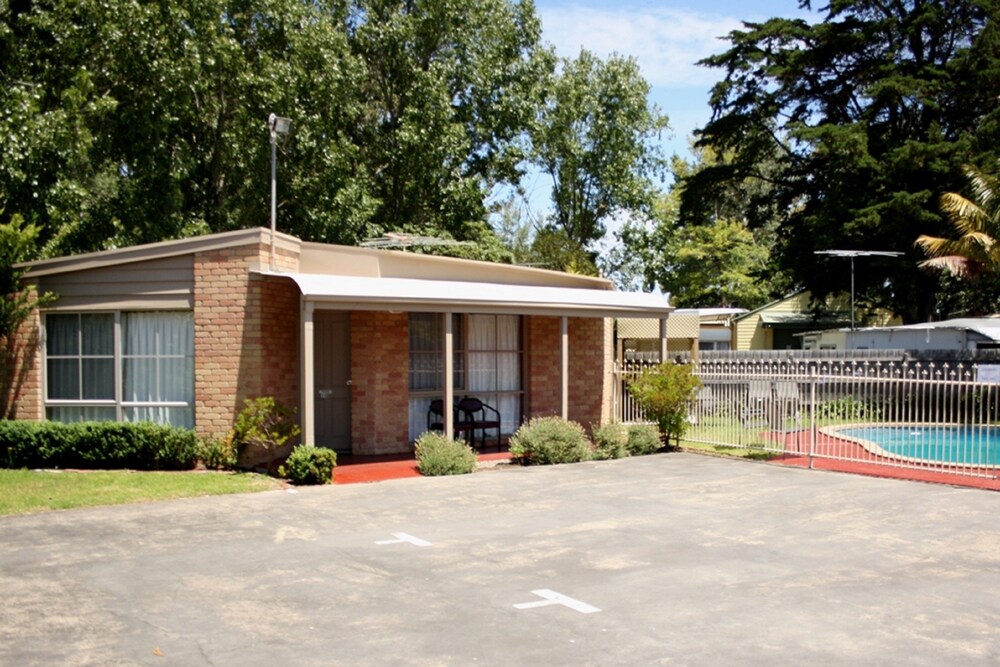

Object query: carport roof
[275,272,675,319]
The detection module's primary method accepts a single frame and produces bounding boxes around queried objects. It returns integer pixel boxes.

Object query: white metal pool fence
[613,355,1000,480]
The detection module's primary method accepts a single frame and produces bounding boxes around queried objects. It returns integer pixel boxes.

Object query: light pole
[814,249,903,330]
[268,113,292,270]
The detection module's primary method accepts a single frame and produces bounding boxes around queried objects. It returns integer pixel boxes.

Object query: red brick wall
[3,288,43,420]
[350,311,410,454]
[526,316,560,419]
[193,242,300,438]
[525,315,612,432]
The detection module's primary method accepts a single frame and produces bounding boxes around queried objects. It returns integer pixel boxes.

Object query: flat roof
[278,272,674,319]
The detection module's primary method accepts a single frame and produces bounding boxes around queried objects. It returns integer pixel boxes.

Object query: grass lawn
[0,469,286,516]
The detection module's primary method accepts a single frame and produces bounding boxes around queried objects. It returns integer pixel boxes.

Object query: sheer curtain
[122,312,194,428]
[467,314,521,434]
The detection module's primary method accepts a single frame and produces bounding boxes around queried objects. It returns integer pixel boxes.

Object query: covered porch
[273,272,674,454]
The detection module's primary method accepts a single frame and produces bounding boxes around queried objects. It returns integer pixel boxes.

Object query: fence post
[808,368,817,469]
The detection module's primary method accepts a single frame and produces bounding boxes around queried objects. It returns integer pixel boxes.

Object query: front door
[314,311,352,453]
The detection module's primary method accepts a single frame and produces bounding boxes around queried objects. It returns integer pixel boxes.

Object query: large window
[45,312,195,428]
[407,313,522,441]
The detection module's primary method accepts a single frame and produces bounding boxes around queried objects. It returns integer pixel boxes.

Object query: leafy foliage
[508,416,592,465]
[0,214,57,418]
[1,421,199,470]
[281,444,337,485]
[628,363,702,449]
[689,0,1000,322]
[591,422,629,460]
[196,435,238,471]
[414,431,477,476]
[915,162,1000,311]
[231,397,300,473]
[530,49,668,252]
[0,0,552,254]
[625,423,662,456]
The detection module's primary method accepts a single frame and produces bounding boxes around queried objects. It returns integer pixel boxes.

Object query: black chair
[426,398,477,442]
[457,397,501,451]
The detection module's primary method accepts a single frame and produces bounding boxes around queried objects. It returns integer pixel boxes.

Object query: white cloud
[538,5,744,87]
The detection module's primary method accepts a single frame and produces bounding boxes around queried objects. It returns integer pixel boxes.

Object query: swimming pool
[834,425,1000,467]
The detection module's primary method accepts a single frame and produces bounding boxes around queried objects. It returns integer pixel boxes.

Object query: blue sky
[519,0,816,211]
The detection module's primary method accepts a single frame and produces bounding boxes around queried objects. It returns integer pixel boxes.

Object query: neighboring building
[617,308,746,361]
[800,317,1000,352]
[6,228,673,460]
[731,291,900,350]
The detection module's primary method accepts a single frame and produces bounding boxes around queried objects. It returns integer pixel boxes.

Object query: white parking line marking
[513,589,601,614]
[375,532,433,547]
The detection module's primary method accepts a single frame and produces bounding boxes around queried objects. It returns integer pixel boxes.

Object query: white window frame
[43,310,195,427]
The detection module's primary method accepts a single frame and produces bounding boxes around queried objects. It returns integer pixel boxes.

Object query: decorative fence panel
[613,356,1000,480]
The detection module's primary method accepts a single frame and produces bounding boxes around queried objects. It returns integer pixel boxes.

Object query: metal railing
[613,356,1000,480]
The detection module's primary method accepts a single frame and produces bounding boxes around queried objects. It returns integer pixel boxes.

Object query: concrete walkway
[2,453,999,666]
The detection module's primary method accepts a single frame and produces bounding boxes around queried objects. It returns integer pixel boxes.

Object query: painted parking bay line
[375,532,433,547]
[513,589,601,614]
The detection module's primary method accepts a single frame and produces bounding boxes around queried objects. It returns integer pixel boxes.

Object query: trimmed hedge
[626,423,662,456]
[281,444,337,485]
[509,416,592,465]
[415,431,478,476]
[0,420,199,470]
[591,422,629,460]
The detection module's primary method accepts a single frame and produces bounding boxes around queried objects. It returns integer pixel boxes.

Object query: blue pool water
[838,425,1000,466]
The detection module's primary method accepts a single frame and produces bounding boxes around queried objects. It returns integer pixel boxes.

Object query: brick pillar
[193,241,300,438]
[350,311,410,454]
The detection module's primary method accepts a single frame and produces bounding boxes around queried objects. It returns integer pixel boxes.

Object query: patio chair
[457,396,502,451]
[773,381,803,430]
[741,380,771,428]
[425,398,480,445]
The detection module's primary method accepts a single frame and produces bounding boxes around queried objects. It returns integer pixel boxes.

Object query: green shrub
[0,420,198,470]
[231,397,300,472]
[197,435,238,470]
[414,431,477,476]
[626,423,662,455]
[591,422,629,460]
[628,363,702,449]
[281,444,337,485]
[509,416,592,465]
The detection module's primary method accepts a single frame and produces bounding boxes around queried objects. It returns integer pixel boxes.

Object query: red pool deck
[769,430,1000,492]
[331,434,1000,491]
[334,450,511,484]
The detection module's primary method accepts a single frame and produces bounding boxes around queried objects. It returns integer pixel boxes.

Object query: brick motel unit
[6,228,673,462]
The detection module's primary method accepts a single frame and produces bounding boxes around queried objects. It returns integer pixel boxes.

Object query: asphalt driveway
[2,454,999,666]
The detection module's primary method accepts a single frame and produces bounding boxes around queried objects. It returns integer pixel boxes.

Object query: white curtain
[467,315,521,433]
[123,312,194,425]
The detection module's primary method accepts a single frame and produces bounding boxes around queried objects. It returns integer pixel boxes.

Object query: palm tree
[916,163,1000,278]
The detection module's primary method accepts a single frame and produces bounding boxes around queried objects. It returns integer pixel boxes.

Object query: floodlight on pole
[268,113,292,270]
[814,249,903,330]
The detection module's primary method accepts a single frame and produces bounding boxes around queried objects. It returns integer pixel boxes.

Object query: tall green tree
[530,49,668,252]
[0,0,549,255]
[688,0,1000,322]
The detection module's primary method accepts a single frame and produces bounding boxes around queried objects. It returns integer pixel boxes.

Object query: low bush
[197,435,238,470]
[414,431,478,476]
[0,420,198,470]
[591,422,629,460]
[231,397,300,472]
[626,423,662,455]
[509,416,592,465]
[281,445,337,485]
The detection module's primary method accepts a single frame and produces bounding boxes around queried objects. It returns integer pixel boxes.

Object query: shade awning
[273,272,674,319]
